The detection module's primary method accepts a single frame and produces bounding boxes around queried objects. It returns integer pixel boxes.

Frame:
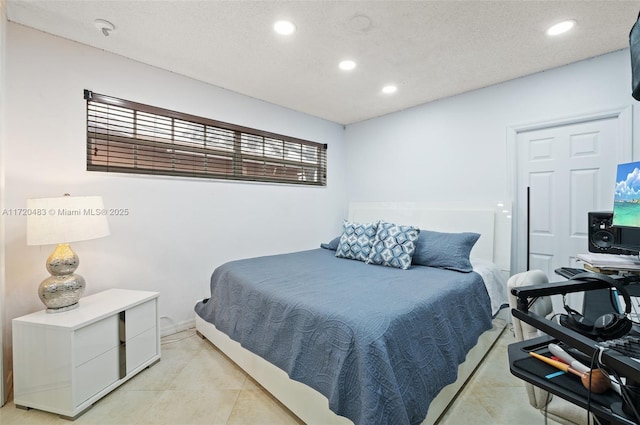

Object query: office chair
[507,270,593,425]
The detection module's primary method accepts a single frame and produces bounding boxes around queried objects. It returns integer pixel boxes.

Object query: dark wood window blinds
[85,90,327,186]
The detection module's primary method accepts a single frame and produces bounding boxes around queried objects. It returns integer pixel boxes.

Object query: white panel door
[516,112,631,311]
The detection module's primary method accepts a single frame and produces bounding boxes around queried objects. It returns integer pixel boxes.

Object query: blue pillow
[366,222,420,269]
[412,230,480,272]
[320,236,341,251]
[335,220,379,262]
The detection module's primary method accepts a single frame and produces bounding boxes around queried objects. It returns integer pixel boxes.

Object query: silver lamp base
[38,243,86,313]
[39,274,85,313]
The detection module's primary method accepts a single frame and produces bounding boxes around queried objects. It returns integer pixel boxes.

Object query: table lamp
[26,194,110,313]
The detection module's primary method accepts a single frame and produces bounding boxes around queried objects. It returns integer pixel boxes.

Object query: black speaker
[588,211,625,254]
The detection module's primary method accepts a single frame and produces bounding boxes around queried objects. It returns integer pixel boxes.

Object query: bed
[194,202,511,425]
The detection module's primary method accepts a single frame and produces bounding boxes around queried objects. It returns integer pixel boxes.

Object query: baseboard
[160,317,195,337]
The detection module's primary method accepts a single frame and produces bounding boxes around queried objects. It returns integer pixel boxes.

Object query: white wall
[344,49,639,204]
[4,23,348,347]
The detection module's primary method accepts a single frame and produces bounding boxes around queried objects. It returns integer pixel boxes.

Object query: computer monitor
[612,160,640,253]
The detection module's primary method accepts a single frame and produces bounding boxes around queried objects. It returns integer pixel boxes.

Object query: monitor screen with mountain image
[612,160,640,253]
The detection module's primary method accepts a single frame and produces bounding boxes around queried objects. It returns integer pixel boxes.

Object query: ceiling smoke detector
[94,19,115,37]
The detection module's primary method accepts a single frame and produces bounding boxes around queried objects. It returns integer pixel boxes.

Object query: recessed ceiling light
[546,20,576,36]
[339,60,356,71]
[382,85,397,94]
[274,20,296,35]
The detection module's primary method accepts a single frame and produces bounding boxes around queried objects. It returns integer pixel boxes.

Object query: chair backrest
[508,270,591,424]
[507,270,553,409]
[508,270,553,340]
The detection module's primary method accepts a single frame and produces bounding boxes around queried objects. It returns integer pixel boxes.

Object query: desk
[509,276,640,425]
[509,336,635,425]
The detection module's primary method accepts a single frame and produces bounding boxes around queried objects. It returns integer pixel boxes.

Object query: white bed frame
[195,201,512,424]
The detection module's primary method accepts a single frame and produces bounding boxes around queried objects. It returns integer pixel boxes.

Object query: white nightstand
[12,289,160,419]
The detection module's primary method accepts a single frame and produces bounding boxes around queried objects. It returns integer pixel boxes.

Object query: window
[85,90,327,186]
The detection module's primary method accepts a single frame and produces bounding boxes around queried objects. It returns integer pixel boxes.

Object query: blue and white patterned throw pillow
[335,220,379,262]
[366,221,420,269]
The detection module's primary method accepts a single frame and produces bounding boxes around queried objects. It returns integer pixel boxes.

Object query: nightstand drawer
[75,315,119,366]
[126,326,158,373]
[74,346,119,405]
[125,300,156,339]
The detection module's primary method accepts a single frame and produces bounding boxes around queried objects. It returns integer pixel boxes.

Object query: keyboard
[555,267,586,279]
[597,335,640,362]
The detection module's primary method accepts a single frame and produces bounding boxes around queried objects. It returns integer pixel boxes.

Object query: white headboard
[348,201,511,275]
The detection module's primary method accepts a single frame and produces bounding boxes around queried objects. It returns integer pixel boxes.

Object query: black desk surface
[509,336,638,425]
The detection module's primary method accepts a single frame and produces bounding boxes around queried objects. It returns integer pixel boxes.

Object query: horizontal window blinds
[85,90,327,186]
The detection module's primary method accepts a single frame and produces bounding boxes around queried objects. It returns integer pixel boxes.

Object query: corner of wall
[0,0,8,407]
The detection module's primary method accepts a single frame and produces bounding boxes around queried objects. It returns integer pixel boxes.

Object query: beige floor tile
[138,389,240,425]
[474,384,546,425]
[469,344,526,389]
[226,389,304,425]
[169,346,247,391]
[74,389,162,425]
[437,391,498,425]
[241,376,264,391]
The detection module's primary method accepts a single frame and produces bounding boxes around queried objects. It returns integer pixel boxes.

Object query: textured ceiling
[6,1,640,124]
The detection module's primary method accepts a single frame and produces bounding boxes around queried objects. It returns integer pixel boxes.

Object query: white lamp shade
[26,195,110,245]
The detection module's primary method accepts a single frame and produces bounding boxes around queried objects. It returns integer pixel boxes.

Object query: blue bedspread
[194,248,492,425]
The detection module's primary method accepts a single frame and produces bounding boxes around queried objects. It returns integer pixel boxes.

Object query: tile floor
[0,324,562,425]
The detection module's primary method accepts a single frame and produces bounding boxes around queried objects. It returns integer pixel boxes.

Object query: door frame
[507,106,633,275]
